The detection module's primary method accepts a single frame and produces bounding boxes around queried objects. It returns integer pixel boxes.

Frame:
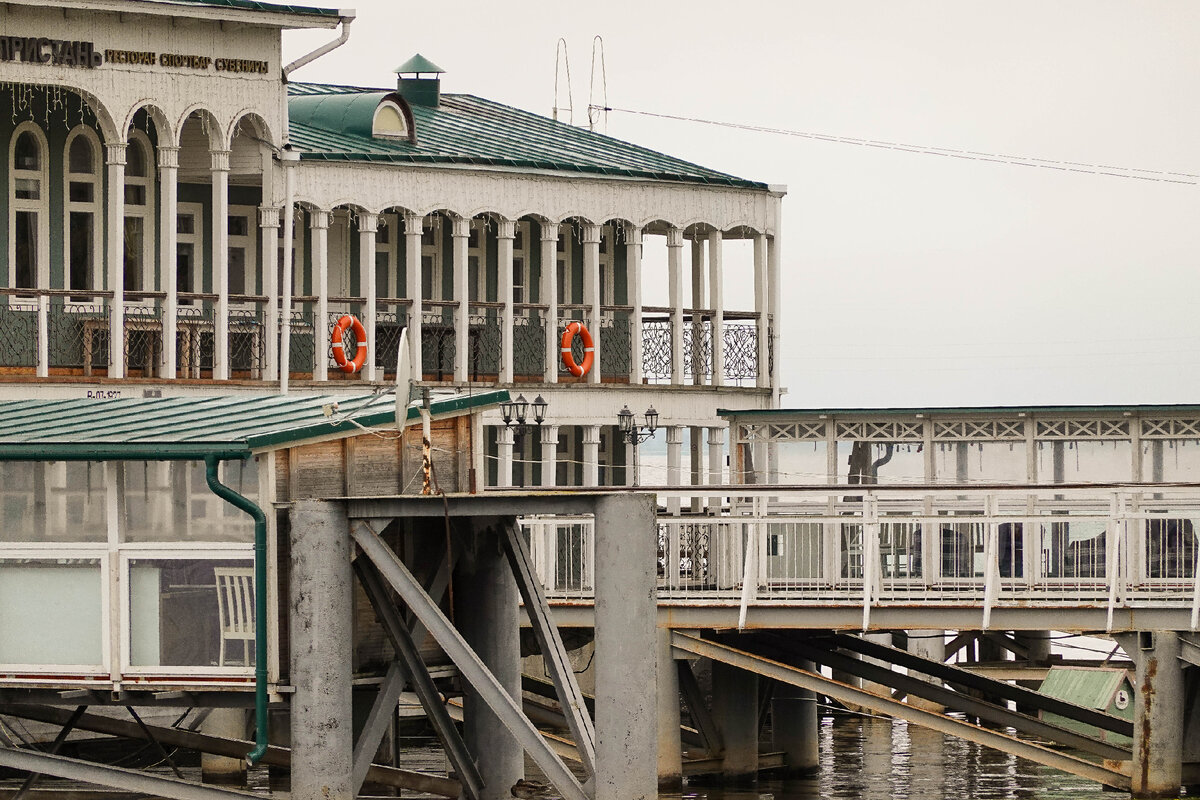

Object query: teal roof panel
[0,390,507,460]
[148,0,340,18]
[287,82,767,189]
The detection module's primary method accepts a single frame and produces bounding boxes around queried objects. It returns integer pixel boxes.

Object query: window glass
[14,211,37,289]
[126,140,147,177]
[69,211,95,290]
[68,135,93,173]
[14,177,39,201]
[0,560,103,666]
[13,131,39,170]
[124,217,144,290]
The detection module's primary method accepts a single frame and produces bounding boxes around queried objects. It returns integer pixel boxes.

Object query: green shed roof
[1038,667,1131,714]
[287,82,768,189]
[0,390,507,461]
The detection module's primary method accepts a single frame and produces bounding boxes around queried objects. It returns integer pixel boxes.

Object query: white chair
[214,567,255,667]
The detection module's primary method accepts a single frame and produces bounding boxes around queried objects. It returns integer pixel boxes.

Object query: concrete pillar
[452,217,470,383]
[666,426,683,515]
[1014,630,1052,711]
[259,205,280,382]
[104,143,126,379]
[496,425,514,488]
[583,424,601,487]
[707,426,725,513]
[454,525,523,799]
[359,211,378,381]
[539,424,558,487]
[1132,631,1184,799]
[907,631,946,713]
[689,426,703,513]
[211,149,230,380]
[656,628,683,791]
[689,235,705,386]
[860,631,895,698]
[497,218,515,384]
[403,212,424,379]
[626,224,643,384]
[753,233,769,390]
[158,146,180,379]
[594,493,658,800]
[582,222,602,384]
[201,708,247,785]
[311,210,331,381]
[712,658,758,784]
[708,229,724,387]
[771,670,819,776]
[540,222,559,383]
[667,227,684,385]
[289,500,353,800]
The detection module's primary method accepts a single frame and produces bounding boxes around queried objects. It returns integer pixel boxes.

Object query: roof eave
[6,0,344,29]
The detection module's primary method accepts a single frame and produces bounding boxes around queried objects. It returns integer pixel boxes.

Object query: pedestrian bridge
[520,483,1200,632]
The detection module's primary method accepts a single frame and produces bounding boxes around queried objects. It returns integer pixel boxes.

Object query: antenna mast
[553,38,573,124]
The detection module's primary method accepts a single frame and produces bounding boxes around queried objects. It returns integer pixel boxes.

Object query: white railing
[519,484,1200,629]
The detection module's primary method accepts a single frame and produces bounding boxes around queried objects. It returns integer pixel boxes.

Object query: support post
[771,671,819,776]
[497,425,514,488]
[709,228,724,386]
[289,500,353,800]
[541,222,559,383]
[159,146,180,379]
[259,206,280,382]
[404,212,424,380]
[593,493,658,800]
[1132,631,1184,799]
[626,224,643,384]
[359,211,378,382]
[498,218,515,384]
[666,426,683,515]
[656,628,683,791]
[105,143,126,379]
[582,222,602,384]
[712,658,759,784]
[452,217,470,383]
[200,709,246,786]
[540,424,559,488]
[311,210,331,382]
[708,426,725,513]
[583,424,601,486]
[667,227,684,385]
[211,149,230,380]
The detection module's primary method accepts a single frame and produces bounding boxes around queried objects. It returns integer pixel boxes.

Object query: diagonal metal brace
[676,660,722,757]
[350,660,409,797]
[11,704,87,800]
[351,522,590,800]
[354,557,484,800]
[499,518,596,775]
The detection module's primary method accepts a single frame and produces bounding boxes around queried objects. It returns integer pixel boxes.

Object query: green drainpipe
[204,454,269,766]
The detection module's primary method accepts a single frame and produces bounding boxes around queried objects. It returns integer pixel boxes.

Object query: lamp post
[617,404,658,486]
[500,394,547,487]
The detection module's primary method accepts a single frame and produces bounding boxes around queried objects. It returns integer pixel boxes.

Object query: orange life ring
[560,321,594,377]
[331,314,368,374]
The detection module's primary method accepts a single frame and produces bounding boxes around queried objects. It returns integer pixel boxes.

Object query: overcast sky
[283,1,1200,410]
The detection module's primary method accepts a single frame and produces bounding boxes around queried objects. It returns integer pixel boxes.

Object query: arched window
[9,123,49,291]
[64,127,103,293]
[372,101,410,139]
[123,131,155,293]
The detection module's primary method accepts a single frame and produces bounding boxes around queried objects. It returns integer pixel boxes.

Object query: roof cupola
[395,53,445,108]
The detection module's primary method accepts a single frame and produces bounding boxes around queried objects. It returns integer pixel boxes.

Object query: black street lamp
[617,404,658,486]
[500,393,547,438]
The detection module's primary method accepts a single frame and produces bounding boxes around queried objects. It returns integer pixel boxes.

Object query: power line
[595,105,1200,186]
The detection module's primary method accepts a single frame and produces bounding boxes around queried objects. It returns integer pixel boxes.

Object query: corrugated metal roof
[720,403,1200,418]
[146,0,340,17]
[0,390,506,460]
[287,82,767,189]
[1039,667,1128,712]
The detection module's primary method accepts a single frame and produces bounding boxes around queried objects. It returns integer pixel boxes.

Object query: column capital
[404,212,425,234]
[104,142,127,166]
[497,425,514,445]
[538,423,559,444]
[258,206,281,229]
[666,227,684,248]
[708,228,723,245]
[496,218,516,240]
[156,145,179,170]
[707,426,726,447]
[581,223,602,244]
[624,224,643,246]
[358,211,378,234]
[451,217,471,238]
[665,425,684,445]
[309,209,331,230]
[582,424,602,445]
[209,149,231,173]
[540,221,559,242]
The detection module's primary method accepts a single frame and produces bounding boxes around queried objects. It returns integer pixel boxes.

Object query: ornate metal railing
[375,299,410,376]
[599,307,632,380]
[641,316,672,384]
[284,304,317,379]
[229,300,266,380]
[421,302,456,381]
[683,313,713,384]
[512,304,546,378]
[122,303,162,378]
[47,298,105,372]
[468,302,502,380]
[723,320,758,384]
[0,295,38,370]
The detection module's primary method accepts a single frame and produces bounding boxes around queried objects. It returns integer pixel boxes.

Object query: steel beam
[671,632,1130,791]
[350,661,407,796]
[500,518,596,774]
[353,556,484,800]
[747,633,1130,761]
[11,704,86,800]
[828,632,1134,736]
[0,746,260,800]
[351,521,590,800]
[677,660,722,756]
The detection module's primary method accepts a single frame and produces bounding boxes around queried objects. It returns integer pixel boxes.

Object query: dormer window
[372,100,409,139]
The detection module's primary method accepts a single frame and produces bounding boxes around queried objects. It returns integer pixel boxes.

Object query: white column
[158,146,179,379]
[690,236,705,386]
[496,425,514,488]
[211,149,230,380]
[583,425,601,487]
[311,209,330,382]
[359,211,378,382]
[666,425,683,515]
[539,424,559,488]
[452,217,469,383]
[626,224,643,384]
[768,231,781,405]
[404,212,424,381]
[582,222,602,384]
[708,426,725,512]
[540,222,559,383]
[667,227,684,385]
[259,206,280,382]
[105,142,126,379]
[753,233,770,390]
[709,229,724,387]
[497,218,515,384]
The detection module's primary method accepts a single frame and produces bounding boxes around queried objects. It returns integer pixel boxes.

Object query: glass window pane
[69,181,94,203]
[69,211,95,291]
[14,210,37,289]
[124,217,144,290]
[122,461,255,543]
[126,141,146,177]
[128,558,255,668]
[177,213,195,236]
[177,243,194,295]
[14,177,39,200]
[0,560,103,666]
[68,135,94,174]
[14,131,40,170]
[124,184,147,206]
[229,248,246,295]
[421,254,434,300]
[228,216,249,237]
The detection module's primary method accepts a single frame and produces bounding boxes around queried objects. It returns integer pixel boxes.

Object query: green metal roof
[0,390,507,461]
[395,54,445,75]
[147,0,340,18]
[287,82,768,189]
[1039,667,1130,713]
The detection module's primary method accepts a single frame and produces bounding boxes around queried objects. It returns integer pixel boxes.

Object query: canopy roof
[0,390,506,460]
